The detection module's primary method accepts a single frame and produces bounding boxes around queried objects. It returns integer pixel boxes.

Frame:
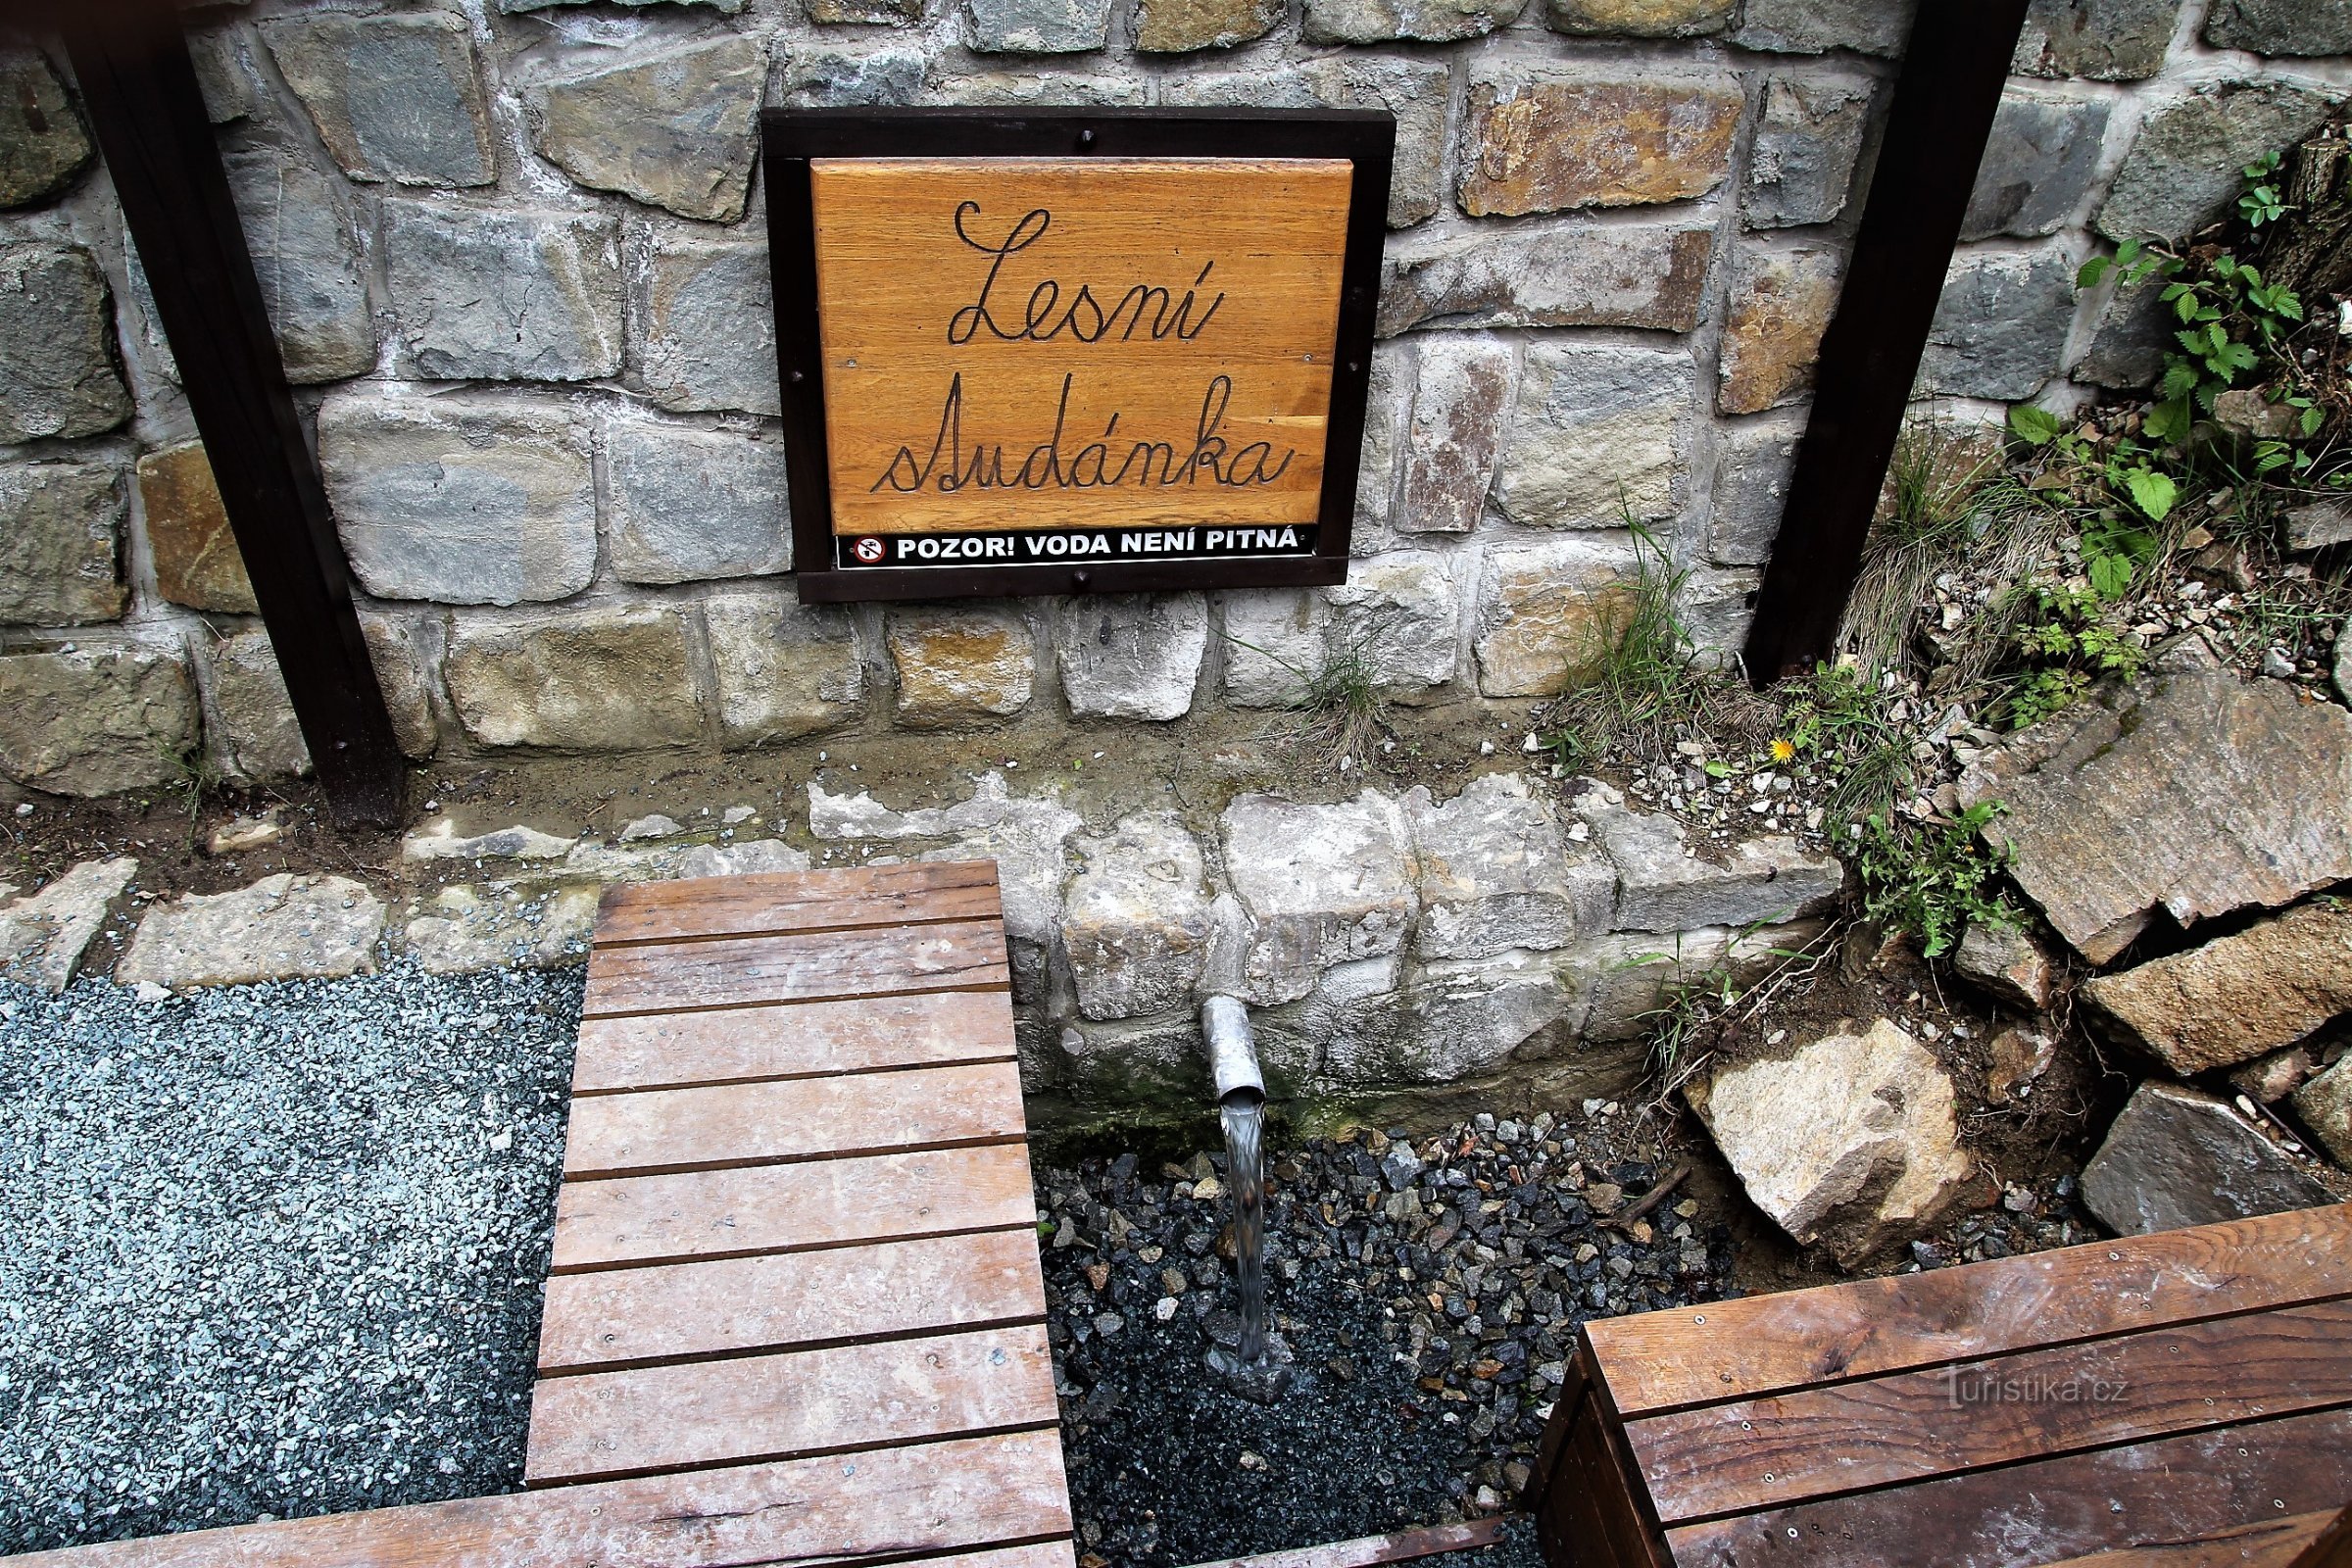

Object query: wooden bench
[10,861,1074,1568]
[1529,1202,2352,1568]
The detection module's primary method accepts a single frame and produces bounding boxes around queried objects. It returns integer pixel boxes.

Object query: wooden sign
[764,111,1395,603]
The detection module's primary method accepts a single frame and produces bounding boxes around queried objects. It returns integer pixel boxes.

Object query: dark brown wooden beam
[56,5,405,825]
[1740,0,2033,685]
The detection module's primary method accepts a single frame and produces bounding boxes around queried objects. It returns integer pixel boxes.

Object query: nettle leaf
[2077,256,2113,290]
[2087,551,2134,599]
[2007,405,2063,445]
[2145,397,2191,441]
[2122,466,2177,522]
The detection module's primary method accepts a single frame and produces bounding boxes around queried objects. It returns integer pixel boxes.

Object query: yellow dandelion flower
[1769,737,1795,763]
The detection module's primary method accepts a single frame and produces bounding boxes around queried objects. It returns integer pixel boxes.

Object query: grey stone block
[1378,222,1712,336]
[1055,594,1208,721]
[810,0,922,24]
[605,417,791,586]
[263,11,495,187]
[1404,771,1598,959]
[1221,588,1325,709]
[1596,806,1841,931]
[1303,0,1526,41]
[930,74,1148,106]
[2206,0,2352,55]
[631,228,779,416]
[526,37,766,223]
[775,48,928,106]
[1309,949,1580,1087]
[2074,268,2170,389]
[1353,340,1407,546]
[360,613,441,760]
[966,0,1111,52]
[0,243,131,442]
[1328,551,1460,701]
[1220,792,1417,1005]
[704,592,863,747]
[1679,566,1761,666]
[2098,82,2341,243]
[1496,342,1694,532]
[0,643,198,797]
[445,607,704,751]
[222,137,376,384]
[204,629,311,785]
[1734,0,1914,55]
[1298,60,1449,228]
[1472,535,1640,698]
[1399,335,1512,535]
[118,874,385,990]
[188,26,267,125]
[382,200,622,381]
[2082,1081,2336,1236]
[2013,0,2181,79]
[1962,90,2111,240]
[501,0,744,12]
[1709,416,1801,566]
[318,390,597,607]
[1919,246,2076,402]
[1062,812,1213,1020]
[1744,70,1876,229]
[0,461,125,627]
[0,46,92,209]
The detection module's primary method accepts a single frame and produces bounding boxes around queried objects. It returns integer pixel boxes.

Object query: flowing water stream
[1220,1091,1267,1362]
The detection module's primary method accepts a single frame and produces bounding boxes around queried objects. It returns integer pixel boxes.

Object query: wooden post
[58,6,406,825]
[1739,0,2032,685]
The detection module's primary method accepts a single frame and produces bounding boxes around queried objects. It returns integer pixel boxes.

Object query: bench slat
[571,989,1016,1095]
[2033,1510,2341,1567]
[1662,1404,2352,1568]
[1587,1202,2352,1416]
[524,1324,1057,1486]
[551,1143,1039,1271]
[562,1060,1027,1179]
[594,861,1002,948]
[583,919,1009,1017]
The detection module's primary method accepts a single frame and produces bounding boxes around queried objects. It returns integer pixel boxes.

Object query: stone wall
[0,0,2348,797]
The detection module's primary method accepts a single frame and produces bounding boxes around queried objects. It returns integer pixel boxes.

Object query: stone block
[1734,0,1914,55]
[2014,0,2181,79]
[1303,0,1525,41]
[0,461,124,626]
[704,593,863,747]
[929,74,1148,106]
[2293,1056,2352,1169]
[1220,791,1417,1004]
[1327,551,1460,700]
[1575,920,1821,1041]
[1719,241,1842,416]
[1353,340,1406,544]
[2098,83,2340,244]
[1678,566,1759,666]
[2081,1081,2336,1236]
[1744,71,1876,229]
[1709,416,1800,566]
[808,768,1018,839]
[1496,342,1694,531]
[2074,269,2171,389]
[0,858,135,994]
[966,0,1110,51]
[526,37,766,223]
[222,136,376,383]
[2084,902,2352,1074]
[1312,950,1579,1086]
[1405,771,1607,959]
[1952,919,2053,1011]
[1298,61,1449,228]
[1596,806,1841,931]
[405,819,576,864]
[605,417,791,586]
[810,0,920,23]
[118,874,385,990]
[1544,0,1731,35]
[1220,588,1325,709]
[1962,90,2110,240]
[1054,1014,1210,1107]
[0,242,131,442]
[1378,222,1712,337]
[0,47,91,209]
[263,12,495,187]
[1918,246,2074,402]
[630,229,779,416]
[405,882,600,974]
[2206,0,2352,56]
[888,606,1034,726]
[445,607,703,752]
[0,643,198,797]
[1061,811,1213,1019]
[382,201,622,382]
[1458,65,1742,218]
[1136,0,1281,50]
[1399,336,1512,535]
[360,613,441,760]
[775,48,928,107]
[137,443,256,614]
[318,391,597,607]
[1054,594,1207,721]
[1473,536,1639,698]
[2286,499,2352,555]
[203,629,311,785]
[917,795,1082,1000]
[503,0,745,11]
[188,26,266,125]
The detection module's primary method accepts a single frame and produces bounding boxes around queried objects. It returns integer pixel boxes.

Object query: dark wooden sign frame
[761,108,1396,605]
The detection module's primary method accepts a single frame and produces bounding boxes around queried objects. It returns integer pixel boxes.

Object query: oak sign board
[762,109,1396,603]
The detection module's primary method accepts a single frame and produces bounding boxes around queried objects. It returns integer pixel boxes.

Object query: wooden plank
[2038,1512,2341,1568]
[553,1142,1039,1271]
[1587,1202,2352,1416]
[593,860,1001,948]
[583,918,1008,1017]
[1631,1297,2352,1524]
[523,1323,1057,1485]
[929,1547,1082,1568]
[4,1428,1071,1567]
[2291,1504,2352,1568]
[572,989,1016,1096]
[1663,1405,2352,1568]
[562,1059,1026,1179]
[1176,1518,1509,1567]
[539,1228,1046,1372]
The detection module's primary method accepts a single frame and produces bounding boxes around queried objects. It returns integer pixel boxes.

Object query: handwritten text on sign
[809,158,1353,560]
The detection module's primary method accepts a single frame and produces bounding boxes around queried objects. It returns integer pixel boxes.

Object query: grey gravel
[0,961,583,1552]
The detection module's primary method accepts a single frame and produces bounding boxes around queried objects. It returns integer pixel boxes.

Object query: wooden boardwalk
[11,860,1074,1568]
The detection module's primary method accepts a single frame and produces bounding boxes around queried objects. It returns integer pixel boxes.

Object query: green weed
[1854,802,2019,959]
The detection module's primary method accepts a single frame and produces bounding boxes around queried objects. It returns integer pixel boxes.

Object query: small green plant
[1222,624,1393,770]
[1854,802,2019,959]
[1777,662,1914,828]
[1996,585,2144,729]
[2004,408,2171,598]
[2238,149,2288,229]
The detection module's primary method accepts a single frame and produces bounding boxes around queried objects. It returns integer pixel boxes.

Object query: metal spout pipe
[1200,994,1264,1103]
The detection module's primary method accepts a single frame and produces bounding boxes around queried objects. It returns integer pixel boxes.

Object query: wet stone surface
[1038,1109,1734,1565]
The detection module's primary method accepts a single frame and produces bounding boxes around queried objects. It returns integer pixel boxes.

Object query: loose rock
[2081,1081,2338,1236]
[1951,920,2053,1011]
[119,875,387,991]
[0,858,136,994]
[2082,901,2352,1075]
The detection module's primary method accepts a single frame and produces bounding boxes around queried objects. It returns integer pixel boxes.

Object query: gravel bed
[0,962,582,1553]
[1040,1107,1734,1566]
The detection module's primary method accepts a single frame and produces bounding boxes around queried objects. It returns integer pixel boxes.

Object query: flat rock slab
[2081,1081,2340,1237]
[2083,901,2352,1074]
[118,874,385,990]
[1958,669,2352,963]
[0,857,135,993]
[403,882,600,974]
